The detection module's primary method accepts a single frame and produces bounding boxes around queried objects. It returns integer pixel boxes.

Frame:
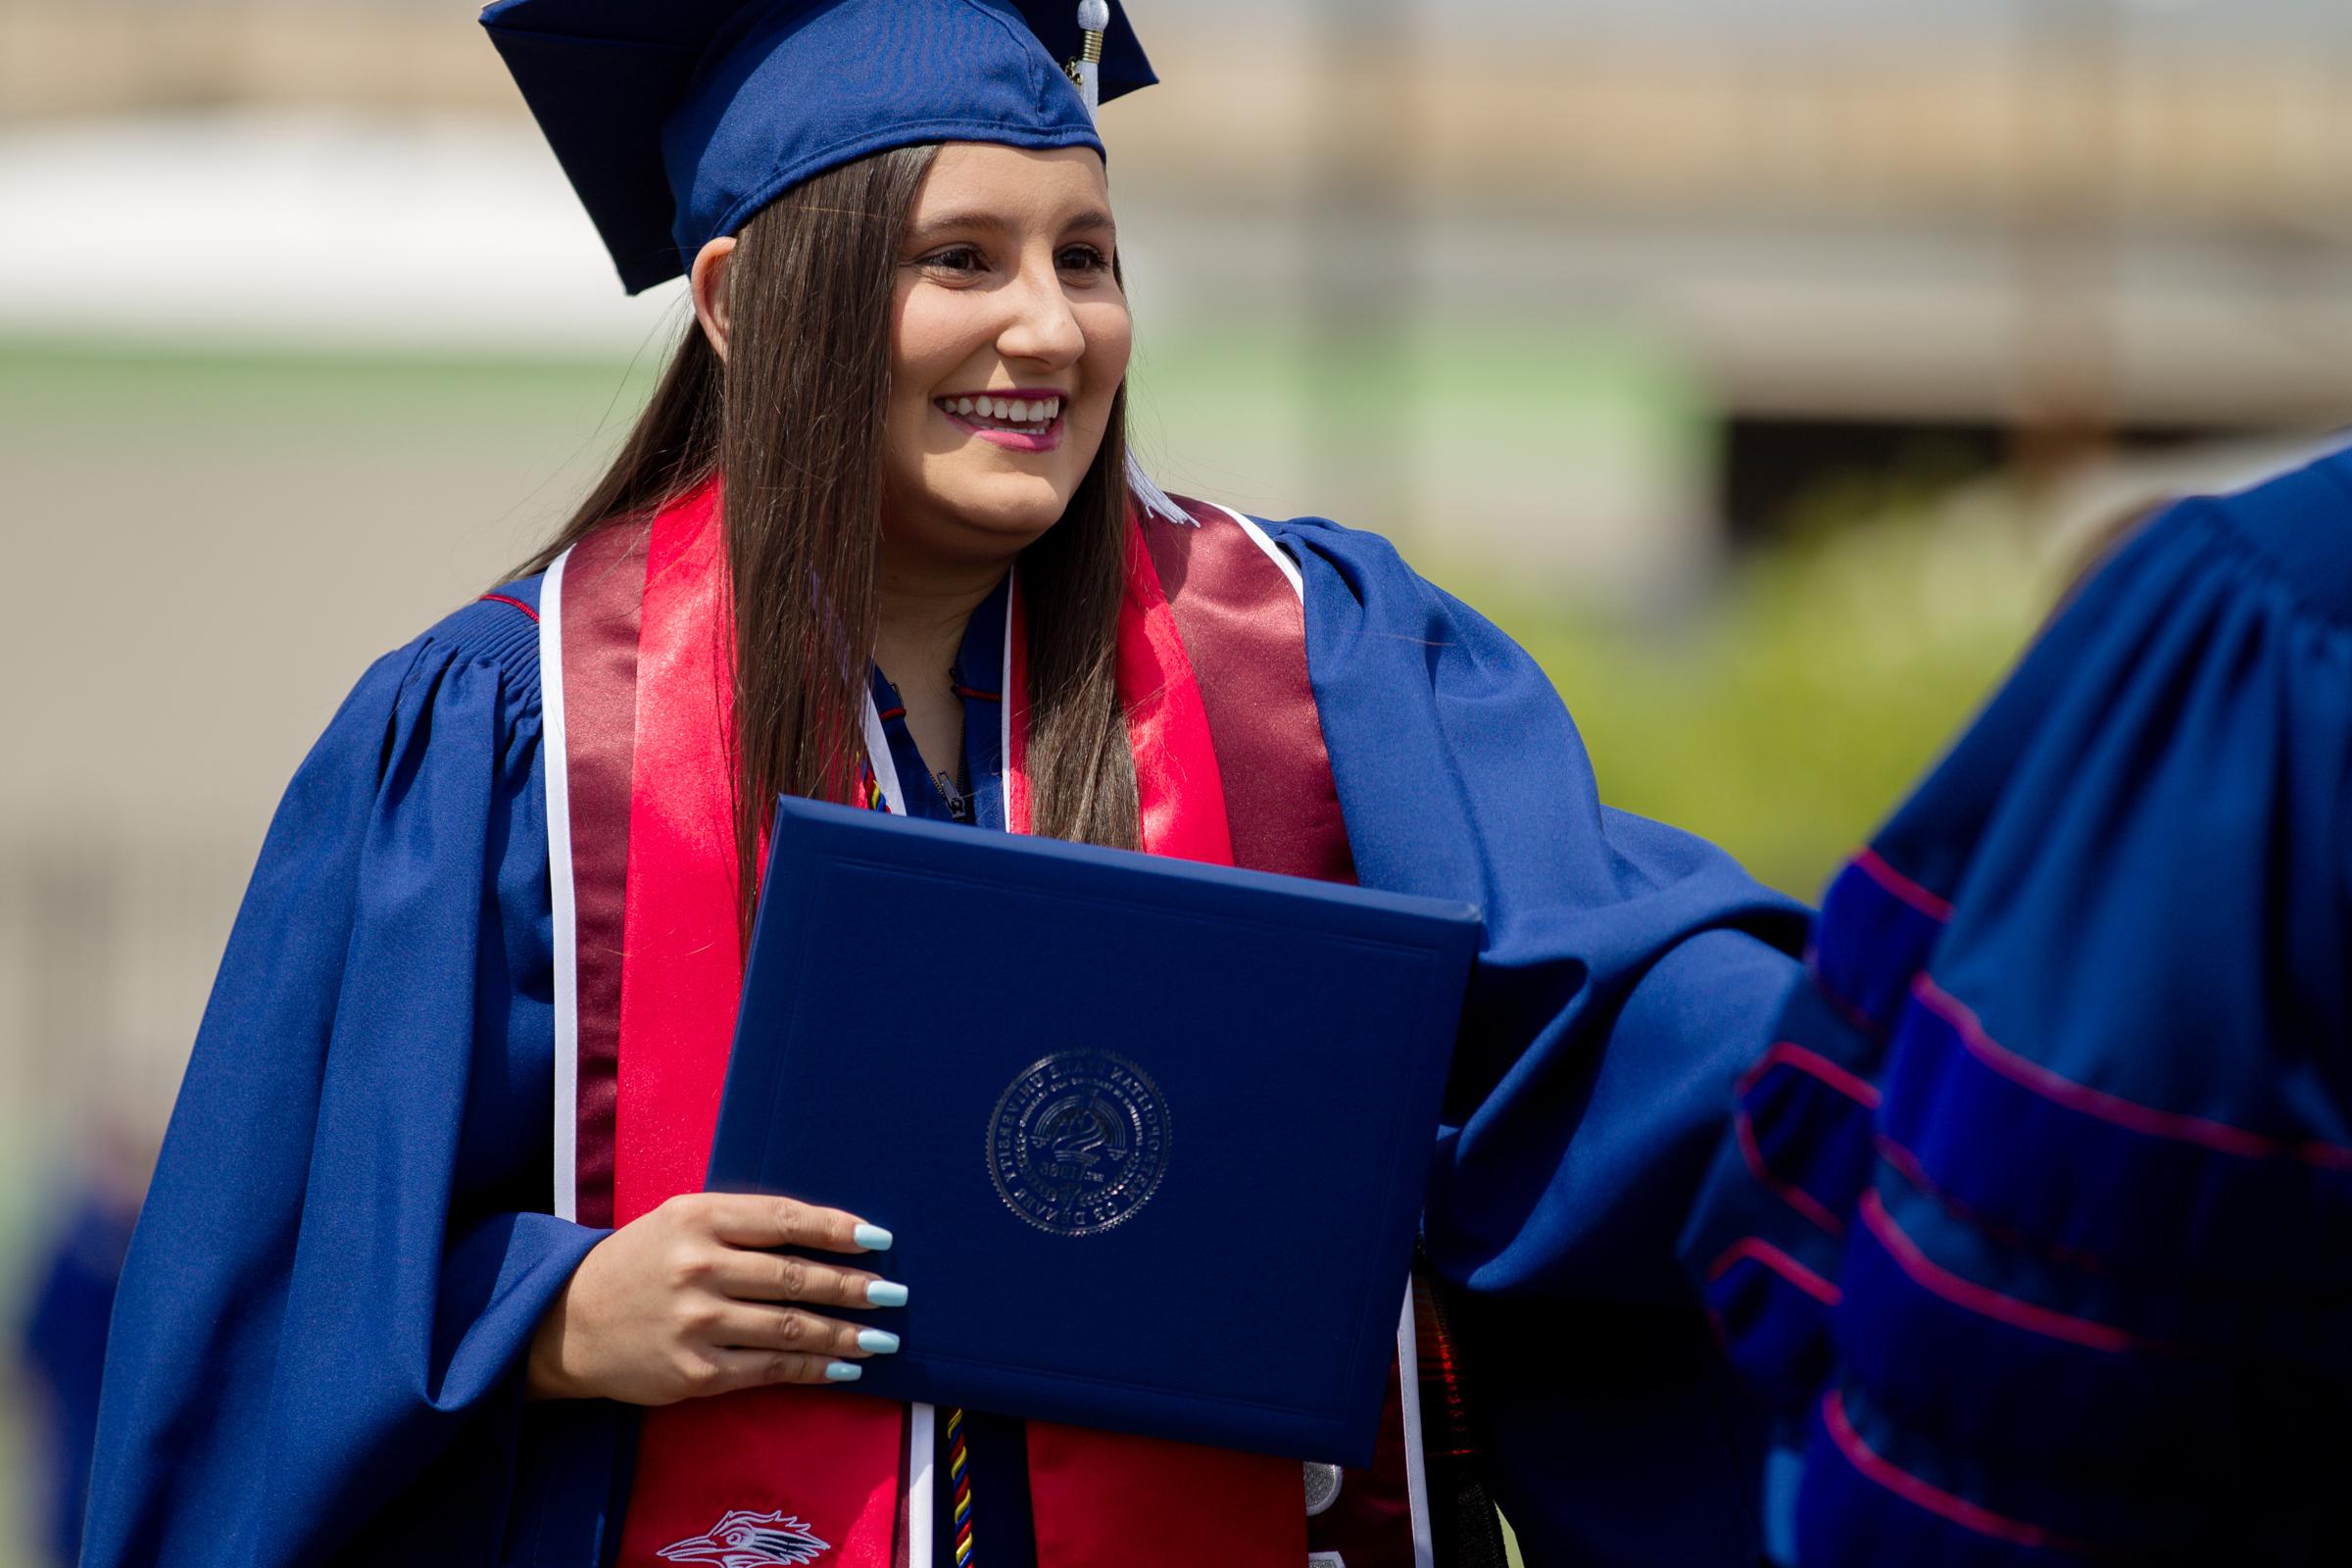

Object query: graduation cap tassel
[1071,0,1108,117]
[1063,0,1189,525]
[1127,452,1195,526]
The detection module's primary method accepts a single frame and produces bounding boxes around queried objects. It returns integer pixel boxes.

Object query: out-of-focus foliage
[1471,492,2054,901]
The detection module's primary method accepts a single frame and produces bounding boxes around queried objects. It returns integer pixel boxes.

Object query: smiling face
[879,142,1132,567]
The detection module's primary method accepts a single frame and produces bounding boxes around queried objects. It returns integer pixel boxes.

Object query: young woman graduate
[82,4,1808,1564]
[1679,450,2352,1565]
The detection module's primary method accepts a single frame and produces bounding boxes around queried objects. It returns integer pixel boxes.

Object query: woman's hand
[526,1192,906,1405]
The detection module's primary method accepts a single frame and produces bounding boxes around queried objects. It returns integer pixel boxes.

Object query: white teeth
[937,394,1060,428]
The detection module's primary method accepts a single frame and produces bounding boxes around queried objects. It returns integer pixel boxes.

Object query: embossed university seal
[987,1050,1170,1236]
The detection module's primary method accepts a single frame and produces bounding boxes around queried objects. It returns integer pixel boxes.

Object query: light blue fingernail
[864,1279,909,1308]
[857,1328,902,1354]
[825,1360,863,1382]
[854,1223,894,1251]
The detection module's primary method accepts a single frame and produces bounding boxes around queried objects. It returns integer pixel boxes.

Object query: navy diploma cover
[708,797,1482,1466]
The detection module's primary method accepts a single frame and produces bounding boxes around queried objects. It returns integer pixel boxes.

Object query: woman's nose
[994,256,1086,367]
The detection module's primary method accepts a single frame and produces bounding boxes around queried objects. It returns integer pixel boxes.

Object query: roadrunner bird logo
[657,1509,830,1567]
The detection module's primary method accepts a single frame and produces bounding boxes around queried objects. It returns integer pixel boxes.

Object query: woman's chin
[921,473,1082,544]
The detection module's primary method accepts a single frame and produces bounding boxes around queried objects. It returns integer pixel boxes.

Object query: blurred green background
[7,0,2352,1558]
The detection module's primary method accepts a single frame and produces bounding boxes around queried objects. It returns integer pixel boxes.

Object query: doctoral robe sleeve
[1271,517,1812,1567]
[82,605,617,1566]
[1676,461,2352,1564]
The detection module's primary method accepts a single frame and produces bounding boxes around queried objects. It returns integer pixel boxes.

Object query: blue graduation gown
[85,519,1804,1566]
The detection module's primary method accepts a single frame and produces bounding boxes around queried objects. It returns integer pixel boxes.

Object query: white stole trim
[861,693,908,819]
[906,1401,936,1568]
[1396,1287,1436,1568]
[861,654,929,1568]
[539,547,581,1223]
[1202,501,1305,604]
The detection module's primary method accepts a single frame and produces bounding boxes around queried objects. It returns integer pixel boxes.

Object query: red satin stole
[580,484,1302,1567]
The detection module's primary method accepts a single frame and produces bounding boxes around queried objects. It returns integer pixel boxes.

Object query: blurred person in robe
[17,1113,155,1567]
[1682,449,2352,1565]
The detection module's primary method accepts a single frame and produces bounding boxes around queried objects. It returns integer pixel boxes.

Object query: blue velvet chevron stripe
[1687,865,1923,1422]
[1698,1235,1840,1417]
[1880,975,2352,1296]
[1807,853,1948,1039]
[1736,1005,1883,1239]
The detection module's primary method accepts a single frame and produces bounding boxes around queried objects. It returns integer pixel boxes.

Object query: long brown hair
[514,144,1140,935]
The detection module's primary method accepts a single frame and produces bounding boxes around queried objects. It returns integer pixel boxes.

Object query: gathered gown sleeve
[82,595,627,1567]
[1269,517,1813,1567]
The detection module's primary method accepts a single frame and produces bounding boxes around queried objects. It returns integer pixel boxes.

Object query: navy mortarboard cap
[483,0,1156,294]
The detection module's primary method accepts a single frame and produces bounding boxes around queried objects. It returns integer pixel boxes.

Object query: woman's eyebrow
[908,210,1009,241]
[906,208,1116,241]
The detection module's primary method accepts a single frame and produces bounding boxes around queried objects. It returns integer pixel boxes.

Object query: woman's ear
[690,236,738,361]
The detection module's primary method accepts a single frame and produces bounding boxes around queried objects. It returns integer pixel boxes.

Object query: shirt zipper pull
[936,768,970,822]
